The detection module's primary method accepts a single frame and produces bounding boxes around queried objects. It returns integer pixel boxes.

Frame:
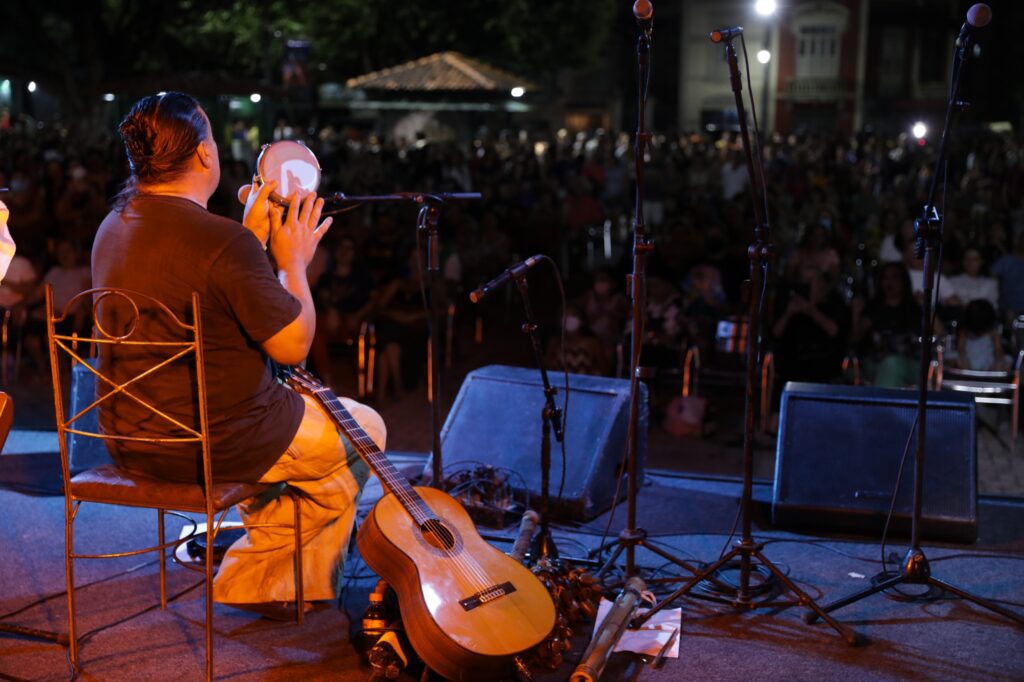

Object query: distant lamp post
[912,121,927,146]
[510,86,525,98]
[27,81,37,93]
[754,0,777,133]
[250,93,262,103]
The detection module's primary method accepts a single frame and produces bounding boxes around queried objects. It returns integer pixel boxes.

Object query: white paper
[592,597,681,659]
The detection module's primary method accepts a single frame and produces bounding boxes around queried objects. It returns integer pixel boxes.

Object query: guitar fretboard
[311,385,435,526]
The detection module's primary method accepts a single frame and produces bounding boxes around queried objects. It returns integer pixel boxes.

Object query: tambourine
[255,140,322,205]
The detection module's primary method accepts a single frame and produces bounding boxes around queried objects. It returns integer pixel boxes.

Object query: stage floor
[1,462,1022,681]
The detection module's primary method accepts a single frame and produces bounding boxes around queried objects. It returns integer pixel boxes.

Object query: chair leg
[205,513,214,682]
[65,501,78,670]
[158,509,167,609]
[292,490,304,624]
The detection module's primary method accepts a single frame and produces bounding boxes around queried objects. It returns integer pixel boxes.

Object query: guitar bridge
[459,581,517,611]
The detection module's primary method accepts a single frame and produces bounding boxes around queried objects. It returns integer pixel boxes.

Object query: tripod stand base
[634,538,865,647]
[591,527,702,583]
[807,547,1024,627]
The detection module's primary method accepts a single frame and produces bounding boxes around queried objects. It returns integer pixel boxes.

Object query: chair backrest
[936,348,1023,404]
[46,285,214,507]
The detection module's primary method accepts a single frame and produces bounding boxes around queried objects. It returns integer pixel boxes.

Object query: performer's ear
[197,139,214,169]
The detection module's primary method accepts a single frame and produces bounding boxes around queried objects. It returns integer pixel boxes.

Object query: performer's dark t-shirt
[91,195,304,483]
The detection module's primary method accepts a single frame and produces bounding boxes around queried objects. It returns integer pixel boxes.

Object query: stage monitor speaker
[773,382,977,543]
[427,364,647,522]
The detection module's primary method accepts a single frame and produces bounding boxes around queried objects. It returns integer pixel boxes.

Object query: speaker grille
[773,382,977,541]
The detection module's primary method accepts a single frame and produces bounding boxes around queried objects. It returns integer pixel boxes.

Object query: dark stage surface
[1,457,1022,682]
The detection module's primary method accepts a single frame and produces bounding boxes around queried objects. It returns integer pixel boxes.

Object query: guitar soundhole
[419,519,456,551]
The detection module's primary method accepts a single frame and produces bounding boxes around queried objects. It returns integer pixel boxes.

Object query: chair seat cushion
[70,464,269,511]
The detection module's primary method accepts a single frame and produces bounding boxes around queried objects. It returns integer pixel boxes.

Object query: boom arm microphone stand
[589,0,703,583]
[809,7,1024,627]
[629,32,859,645]
[326,191,482,487]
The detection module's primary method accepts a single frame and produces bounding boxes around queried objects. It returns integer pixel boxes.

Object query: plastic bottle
[360,591,389,652]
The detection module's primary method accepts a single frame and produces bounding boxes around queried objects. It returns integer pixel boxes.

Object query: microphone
[509,510,540,564]
[469,255,543,304]
[958,3,992,43]
[633,0,653,34]
[709,26,743,43]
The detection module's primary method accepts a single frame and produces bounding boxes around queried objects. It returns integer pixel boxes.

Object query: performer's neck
[138,182,209,209]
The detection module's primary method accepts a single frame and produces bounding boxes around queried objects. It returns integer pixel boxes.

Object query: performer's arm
[261,191,332,365]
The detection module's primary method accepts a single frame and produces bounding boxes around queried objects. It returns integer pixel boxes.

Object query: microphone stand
[629,37,860,645]
[324,191,482,488]
[589,14,703,583]
[808,24,1024,628]
[510,271,562,560]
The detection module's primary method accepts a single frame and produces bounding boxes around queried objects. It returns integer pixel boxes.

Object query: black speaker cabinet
[773,382,977,543]
[428,364,647,522]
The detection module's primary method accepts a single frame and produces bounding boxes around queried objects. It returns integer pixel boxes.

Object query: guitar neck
[310,385,435,525]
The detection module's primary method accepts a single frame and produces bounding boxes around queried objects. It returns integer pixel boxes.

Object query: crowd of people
[3,107,1024,414]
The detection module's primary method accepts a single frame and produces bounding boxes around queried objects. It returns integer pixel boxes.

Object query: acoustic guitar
[282,367,556,680]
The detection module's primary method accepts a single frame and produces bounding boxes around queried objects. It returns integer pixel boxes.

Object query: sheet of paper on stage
[592,597,681,658]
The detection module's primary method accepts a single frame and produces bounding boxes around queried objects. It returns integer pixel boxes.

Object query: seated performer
[91,92,385,616]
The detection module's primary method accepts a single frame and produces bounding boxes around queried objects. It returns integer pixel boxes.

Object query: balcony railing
[782,77,855,102]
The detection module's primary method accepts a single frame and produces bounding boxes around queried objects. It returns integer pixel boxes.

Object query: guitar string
[311,384,493,590]
[305,380,495,590]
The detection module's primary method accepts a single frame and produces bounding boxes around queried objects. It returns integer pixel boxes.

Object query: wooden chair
[46,285,304,681]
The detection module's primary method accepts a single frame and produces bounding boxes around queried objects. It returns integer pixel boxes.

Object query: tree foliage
[0,0,615,117]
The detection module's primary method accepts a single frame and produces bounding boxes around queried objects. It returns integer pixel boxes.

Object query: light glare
[102,93,115,102]
[250,92,262,103]
[510,86,525,98]
[757,49,772,64]
[755,0,777,16]
[912,121,927,139]
[27,81,37,93]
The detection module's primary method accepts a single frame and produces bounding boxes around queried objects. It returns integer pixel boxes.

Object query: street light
[757,49,772,64]
[755,0,777,16]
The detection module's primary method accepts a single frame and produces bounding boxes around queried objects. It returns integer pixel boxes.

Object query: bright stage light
[27,81,37,93]
[510,86,525,98]
[912,121,927,139]
[250,93,262,103]
[757,49,772,64]
[755,0,777,16]
[102,93,115,102]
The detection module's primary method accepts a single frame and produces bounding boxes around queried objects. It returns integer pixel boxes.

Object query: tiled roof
[346,52,535,92]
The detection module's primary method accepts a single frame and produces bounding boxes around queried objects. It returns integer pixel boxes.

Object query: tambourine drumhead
[256,140,321,204]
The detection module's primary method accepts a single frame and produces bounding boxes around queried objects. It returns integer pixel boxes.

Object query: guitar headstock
[280,365,324,395]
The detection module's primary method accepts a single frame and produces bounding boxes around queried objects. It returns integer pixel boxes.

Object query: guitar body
[358,486,556,680]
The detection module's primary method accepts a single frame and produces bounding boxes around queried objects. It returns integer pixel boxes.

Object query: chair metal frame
[47,285,304,680]
[932,343,1023,443]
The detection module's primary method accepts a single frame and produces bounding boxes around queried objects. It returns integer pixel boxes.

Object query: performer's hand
[270,191,332,270]
[240,179,278,247]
